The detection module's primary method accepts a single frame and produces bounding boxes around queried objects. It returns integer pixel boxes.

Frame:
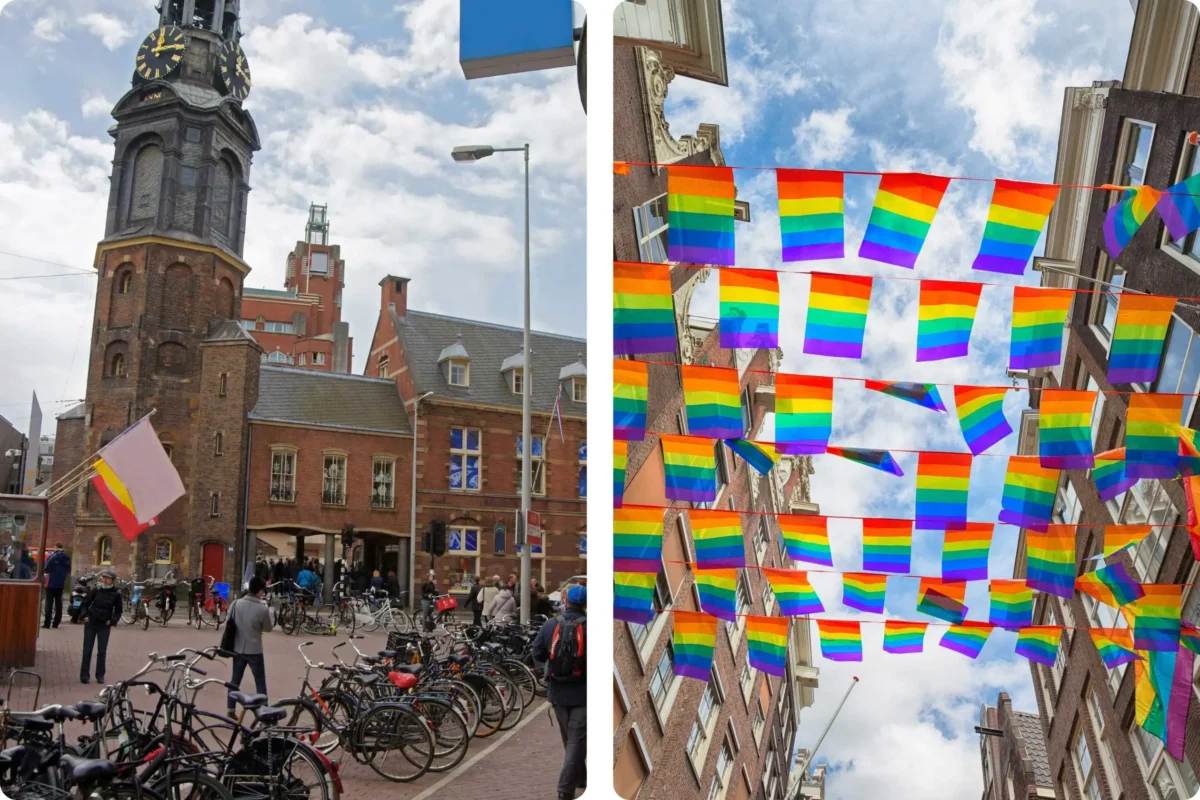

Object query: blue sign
[460,0,576,80]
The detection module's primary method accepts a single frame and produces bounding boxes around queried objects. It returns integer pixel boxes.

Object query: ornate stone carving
[674,268,711,365]
[768,347,782,374]
[636,48,725,168]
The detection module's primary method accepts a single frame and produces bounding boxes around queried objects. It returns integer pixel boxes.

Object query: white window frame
[269,447,296,503]
[739,660,754,706]
[753,515,769,565]
[572,377,586,402]
[449,359,469,387]
[686,668,725,786]
[1072,717,1101,800]
[377,355,390,378]
[322,452,347,506]
[262,321,294,334]
[1130,718,1200,800]
[447,525,481,558]
[449,426,482,492]
[725,572,751,653]
[512,368,525,396]
[1162,136,1200,275]
[371,457,395,509]
[97,536,112,565]
[752,697,766,747]
[314,352,326,365]
[1115,479,1175,582]
[647,644,683,732]
[633,193,669,263]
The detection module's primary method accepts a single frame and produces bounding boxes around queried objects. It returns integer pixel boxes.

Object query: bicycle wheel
[500,659,538,710]
[360,606,380,633]
[490,669,524,731]
[280,605,299,636]
[429,679,480,739]
[462,674,504,738]
[230,736,334,800]
[337,604,356,634]
[147,767,232,800]
[411,696,470,773]
[139,606,150,631]
[357,704,433,783]
[121,598,136,626]
[276,698,331,752]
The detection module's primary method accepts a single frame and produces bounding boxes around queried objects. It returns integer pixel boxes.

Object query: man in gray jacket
[226,576,274,716]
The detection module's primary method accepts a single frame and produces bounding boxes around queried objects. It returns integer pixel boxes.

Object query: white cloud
[79,11,131,50]
[32,14,63,42]
[793,107,855,166]
[80,94,112,118]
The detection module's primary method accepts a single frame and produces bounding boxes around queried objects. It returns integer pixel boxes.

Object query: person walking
[420,571,437,630]
[465,575,484,626]
[369,569,384,592]
[79,569,122,684]
[481,575,500,623]
[43,543,71,629]
[489,582,515,623]
[532,585,587,800]
[225,576,274,717]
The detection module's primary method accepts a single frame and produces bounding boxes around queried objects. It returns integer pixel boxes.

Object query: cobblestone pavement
[3,620,577,799]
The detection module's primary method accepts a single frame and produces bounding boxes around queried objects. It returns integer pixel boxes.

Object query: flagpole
[530,386,564,490]
[43,409,158,499]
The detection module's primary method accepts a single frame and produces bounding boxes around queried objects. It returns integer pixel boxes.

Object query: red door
[201,542,225,583]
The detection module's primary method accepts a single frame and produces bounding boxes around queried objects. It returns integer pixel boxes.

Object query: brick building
[979,694,1057,800]
[1012,2,1200,798]
[611,5,821,797]
[0,415,26,495]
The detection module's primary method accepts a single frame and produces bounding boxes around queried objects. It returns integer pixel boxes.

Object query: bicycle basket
[435,596,457,612]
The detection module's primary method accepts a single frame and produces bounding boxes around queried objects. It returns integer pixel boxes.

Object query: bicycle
[355,589,413,634]
[187,576,227,629]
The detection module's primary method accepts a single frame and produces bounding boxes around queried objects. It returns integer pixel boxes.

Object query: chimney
[332,321,350,374]
[380,275,410,318]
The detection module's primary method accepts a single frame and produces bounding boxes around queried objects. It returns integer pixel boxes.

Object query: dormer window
[438,339,471,388]
[559,357,587,403]
[449,360,469,387]
[512,368,525,396]
[572,378,586,403]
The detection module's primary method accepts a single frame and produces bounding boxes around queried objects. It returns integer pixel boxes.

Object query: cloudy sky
[0,0,585,435]
[667,0,1133,797]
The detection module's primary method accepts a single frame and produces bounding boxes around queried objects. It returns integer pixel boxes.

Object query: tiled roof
[1011,710,1053,788]
[250,366,411,434]
[391,309,586,416]
[244,287,302,300]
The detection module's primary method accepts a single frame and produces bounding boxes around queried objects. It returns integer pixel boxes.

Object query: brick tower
[49,0,262,582]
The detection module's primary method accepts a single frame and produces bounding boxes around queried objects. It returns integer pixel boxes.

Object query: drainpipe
[409,391,434,611]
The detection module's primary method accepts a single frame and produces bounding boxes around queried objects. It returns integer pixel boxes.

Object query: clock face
[218,41,252,101]
[135,26,186,81]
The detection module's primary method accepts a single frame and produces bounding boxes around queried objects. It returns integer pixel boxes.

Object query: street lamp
[451,141,532,624]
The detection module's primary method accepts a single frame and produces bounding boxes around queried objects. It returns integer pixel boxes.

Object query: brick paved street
[3,620,576,800]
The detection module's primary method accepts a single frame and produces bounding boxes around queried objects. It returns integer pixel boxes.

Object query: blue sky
[0,0,585,433]
[664,0,1133,797]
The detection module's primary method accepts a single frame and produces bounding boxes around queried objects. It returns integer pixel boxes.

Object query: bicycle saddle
[30,705,81,722]
[377,650,400,659]
[361,655,382,665]
[391,664,424,675]
[353,673,382,686]
[253,706,287,725]
[449,654,472,667]
[60,754,119,783]
[228,692,268,709]
[71,702,107,722]
[13,716,53,733]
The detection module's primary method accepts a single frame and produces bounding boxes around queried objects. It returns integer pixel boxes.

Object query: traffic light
[430,520,447,557]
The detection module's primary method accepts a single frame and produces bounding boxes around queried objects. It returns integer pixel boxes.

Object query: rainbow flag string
[763,568,824,617]
[1126,393,1183,480]
[779,514,833,568]
[862,518,913,573]
[941,523,994,582]
[816,619,863,662]
[667,164,736,265]
[777,169,845,262]
[661,434,718,503]
[690,509,746,570]
[746,615,790,676]
[673,610,718,681]
[1132,584,1182,652]
[998,456,1059,532]
[1093,447,1137,503]
[864,380,947,413]
[1026,525,1076,600]
[682,365,744,440]
[1089,627,1141,670]
[972,179,1059,275]
[775,374,834,455]
[825,446,904,477]
[915,452,972,531]
[615,572,657,624]
[1108,294,1176,385]
[858,173,951,269]
[724,438,780,476]
[614,262,676,355]
[917,578,968,624]
[1076,561,1145,608]
[1009,286,1073,370]
[614,440,627,509]
[988,579,1034,630]
[1038,389,1097,469]
[939,621,992,659]
[613,507,663,573]
[841,572,888,615]
[916,280,983,362]
[883,621,928,654]
[953,385,1012,455]
[803,273,873,359]
[1015,626,1062,667]
[719,267,780,348]
[1104,186,1163,260]
[694,569,739,622]
[614,359,649,441]
[1157,172,1200,243]
[1103,524,1151,559]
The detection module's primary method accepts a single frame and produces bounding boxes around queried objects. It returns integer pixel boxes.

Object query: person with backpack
[79,569,122,684]
[532,584,586,800]
[43,543,71,628]
[224,576,274,717]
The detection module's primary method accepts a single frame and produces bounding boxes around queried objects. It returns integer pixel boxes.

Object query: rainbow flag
[724,438,780,476]
[864,380,947,413]
[841,572,888,614]
[682,365,744,439]
[661,434,718,503]
[1132,584,1182,652]
[1180,426,1200,478]
[1109,294,1176,384]
[972,179,1059,275]
[1134,640,1194,760]
[614,572,657,624]
[763,568,824,616]
[1182,622,1200,657]
[998,456,1059,532]
[747,615,790,676]
[1076,561,1145,608]
[775,374,834,455]
[915,452,972,531]
[777,169,845,261]
[667,165,736,265]
[1104,186,1163,260]
[883,621,928,654]
[778,514,833,567]
[1038,389,1097,469]
[988,579,1033,630]
[720,268,780,348]
[917,577,968,624]
[614,440,628,509]
[1015,626,1062,667]
[953,386,1012,455]
[941,523,994,582]
[1126,393,1183,479]
[1104,524,1151,558]
[939,621,993,659]
[1090,627,1141,670]
[1026,524,1076,599]
[694,569,739,622]
[1181,427,1200,561]
[917,280,983,362]
[803,273,873,359]
[1093,447,1137,503]
[862,518,913,573]
[1009,286,1074,370]
[614,262,676,355]
[1157,171,1200,243]
[859,173,951,268]
[614,507,663,573]
[614,359,649,441]
[816,619,863,662]
[673,610,719,681]
[825,446,904,477]
[690,509,746,569]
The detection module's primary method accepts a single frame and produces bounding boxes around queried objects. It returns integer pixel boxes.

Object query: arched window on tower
[118,271,133,294]
[128,142,164,225]
[211,155,240,243]
[110,353,125,377]
[193,0,215,28]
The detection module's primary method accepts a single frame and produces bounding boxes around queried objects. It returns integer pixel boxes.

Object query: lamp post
[451,143,532,624]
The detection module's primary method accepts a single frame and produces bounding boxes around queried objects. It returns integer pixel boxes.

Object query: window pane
[465,455,480,489]
[451,428,463,450]
[1100,267,1126,336]
[579,465,587,497]
[448,530,462,551]
[467,429,480,451]
[465,531,477,552]
[450,455,463,489]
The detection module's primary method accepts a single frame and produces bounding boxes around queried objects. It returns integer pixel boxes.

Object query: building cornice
[248,418,413,439]
[95,236,252,276]
[636,47,725,172]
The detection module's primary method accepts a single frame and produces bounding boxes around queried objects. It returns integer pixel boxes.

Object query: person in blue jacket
[43,543,71,629]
